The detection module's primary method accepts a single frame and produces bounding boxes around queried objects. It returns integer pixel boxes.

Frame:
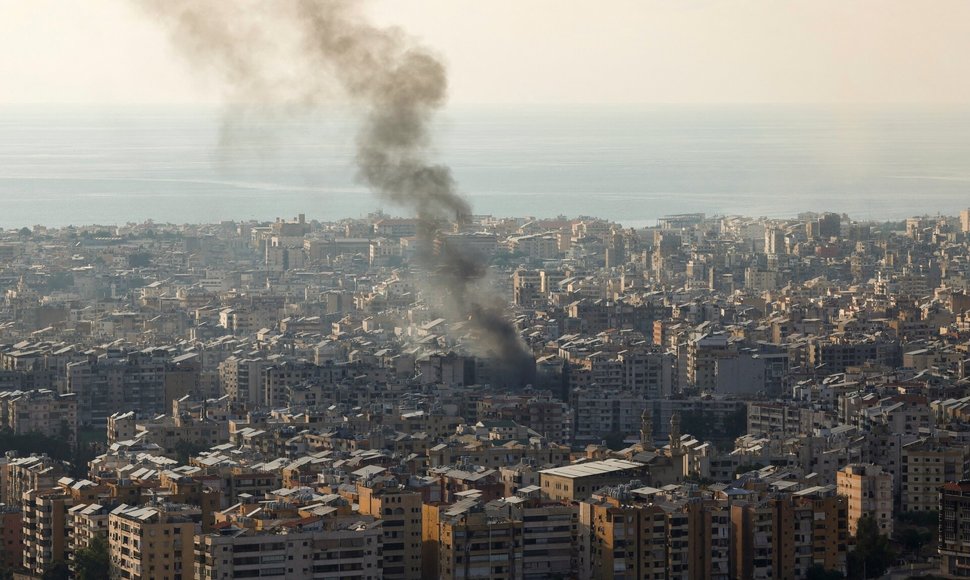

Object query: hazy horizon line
[2,101,969,109]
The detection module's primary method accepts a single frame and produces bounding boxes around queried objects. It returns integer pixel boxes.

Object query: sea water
[0,104,968,228]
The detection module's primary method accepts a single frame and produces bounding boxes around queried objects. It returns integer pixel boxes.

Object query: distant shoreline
[2,104,968,228]
[2,211,958,233]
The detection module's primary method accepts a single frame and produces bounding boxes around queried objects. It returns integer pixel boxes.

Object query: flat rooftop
[539,459,644,479]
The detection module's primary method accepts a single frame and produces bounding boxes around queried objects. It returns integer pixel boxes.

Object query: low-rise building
[540,459,647,502]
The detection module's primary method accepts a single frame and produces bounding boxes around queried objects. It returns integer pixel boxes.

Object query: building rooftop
[539,459,644,479]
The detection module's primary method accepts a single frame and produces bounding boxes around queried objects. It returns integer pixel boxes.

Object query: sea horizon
[1,103,969,229]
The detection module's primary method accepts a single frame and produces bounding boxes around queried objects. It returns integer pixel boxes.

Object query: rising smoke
[140,0,534,386]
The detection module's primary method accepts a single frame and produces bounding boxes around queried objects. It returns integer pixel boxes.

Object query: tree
[71,441,100,479]
[734,462,766,477]
[679,407,748,449]
[173,439,208,464]
[127,252,152,268]
[74,534,110,580]
[897,510,938,527]
[18,227,31,237]
[602,431,627,450]
[898,527,933,560]
[806,565,844,580]
[0,429,73,462]
[847,514,894,579]
[41,560,70,580]
[46,271,74,291]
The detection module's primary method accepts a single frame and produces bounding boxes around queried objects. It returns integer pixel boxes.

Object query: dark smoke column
[140,0,534,386]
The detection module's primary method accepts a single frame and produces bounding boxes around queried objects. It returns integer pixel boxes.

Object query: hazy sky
[2,0,969,105]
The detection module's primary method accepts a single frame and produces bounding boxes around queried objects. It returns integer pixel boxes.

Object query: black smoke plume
[140,0,534,386]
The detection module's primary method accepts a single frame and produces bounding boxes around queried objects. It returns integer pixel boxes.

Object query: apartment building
[68,502,111,570]
[731,501,774,580]
[940,480,970,577]
[422,499,524,580]
[108,502,198,580]
[577,486,733,580]
[22,478,106,576]
[731,488,848,580]
[218,356,269,406]
[578,493,668,580]
[476,393,570,442]
[0,504,21,570]
[194,518,383,580]
[747,402,812,439]
[0,389,77,445]
[356,480,423,580]
[2,454,64,506]
[66,349,172,427]
[837,463,893,536]
[901,436,970,513]
[687,333,737,390]
[487,495,576,580]
[512,269,543,308]
[808,337,901,374]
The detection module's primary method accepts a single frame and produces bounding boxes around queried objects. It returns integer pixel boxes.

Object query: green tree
[898,510,938,527]
[734,462,766,477]
[602,431,628,450]
[127,252,152,268]
[173,439,208,464]
[679,407,748,448]
[847,514,894,579]
[41,560,70,580]
[74,534,110,580]
[71,441,100,479]
[46,271,74,291]
[0,548,12,580]
[898,527,933,560]
[0,429,73,461]
[806,564,844,580]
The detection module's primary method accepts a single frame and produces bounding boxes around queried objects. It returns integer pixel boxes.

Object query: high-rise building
[0,504,22,571]
[2,454,65,507]
[837,463,893,536]
[422,500,524,580]
[218,355,269,406]
[357,480,424,580]
[731,489,848,580]
[941,481,970,576]
[66,350,173,427]
[194,518,383,580]
[487,495,576,580]
[1,389,77,445]
[765,227,787,255]
[818,213,841,239]
[901,437,970,513]
[578,493,668,580]
[22,478,106,577]
[578,486,731,580]
[108,502,199,580]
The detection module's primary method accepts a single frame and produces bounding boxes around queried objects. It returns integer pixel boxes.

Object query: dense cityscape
[0,210,968,578]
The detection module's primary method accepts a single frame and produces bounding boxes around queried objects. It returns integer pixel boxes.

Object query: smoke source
[140,0,534,386]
